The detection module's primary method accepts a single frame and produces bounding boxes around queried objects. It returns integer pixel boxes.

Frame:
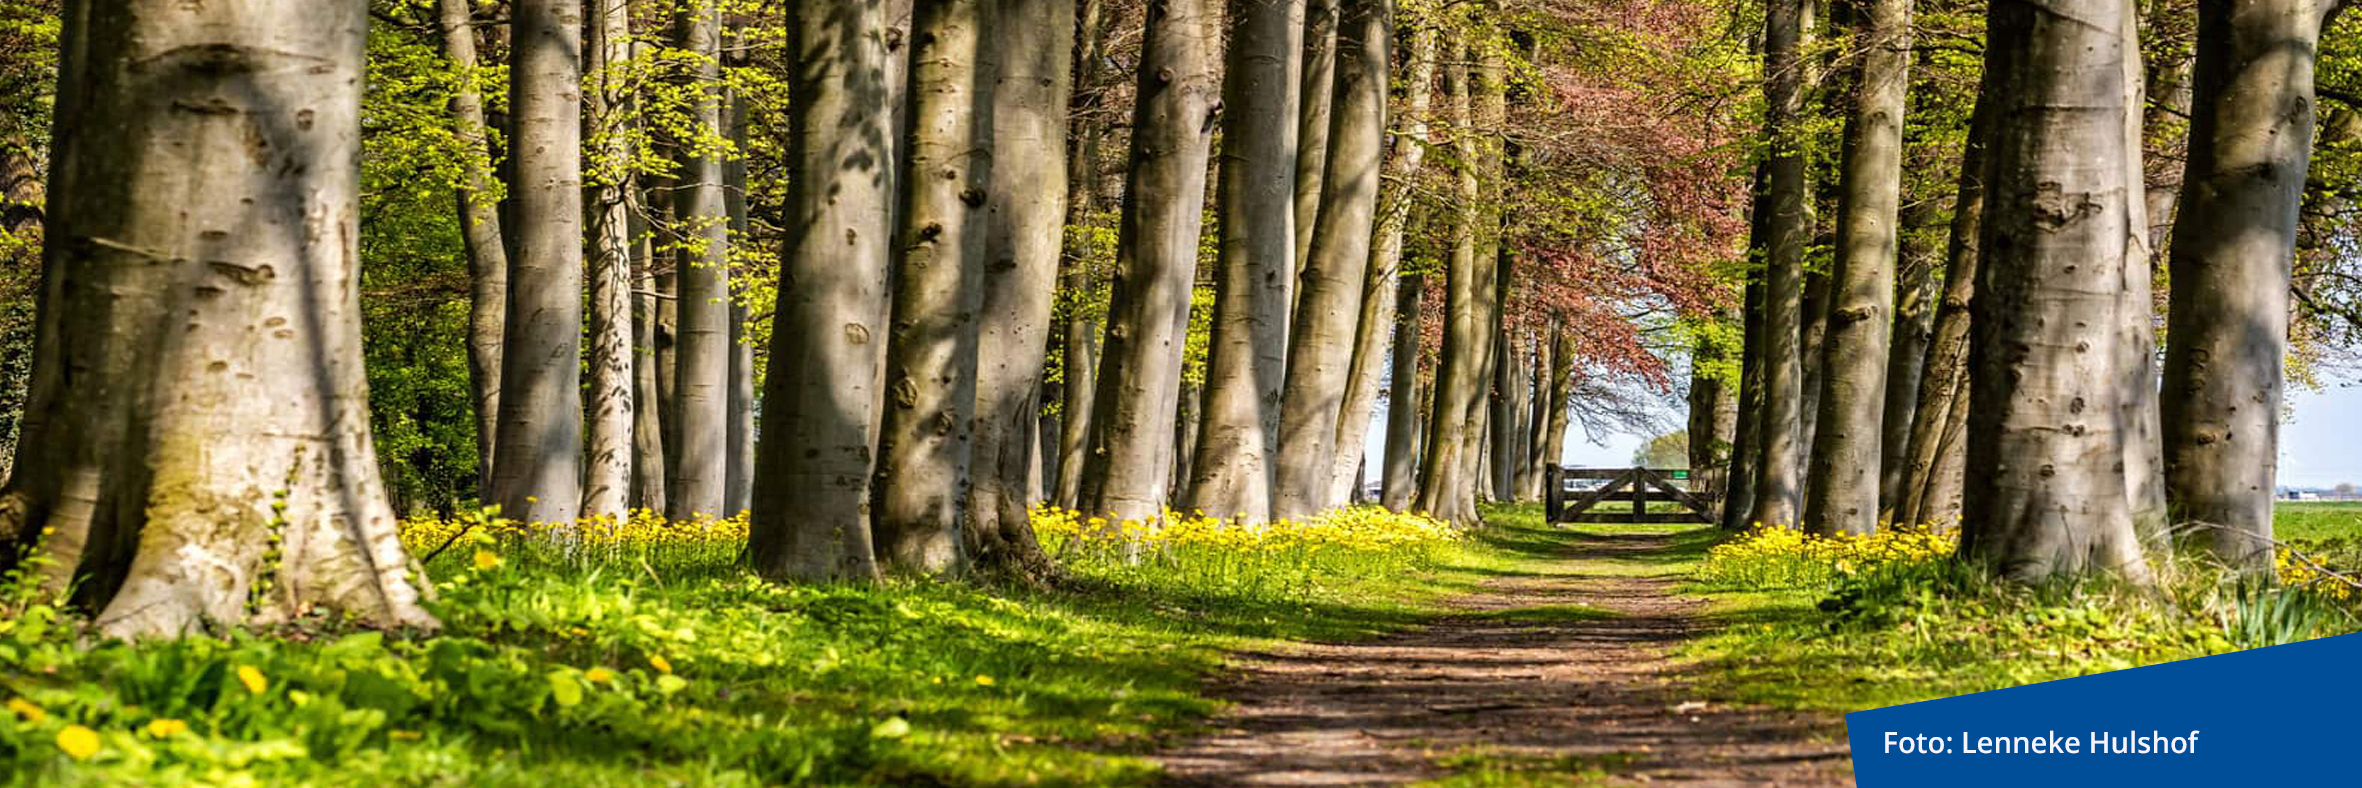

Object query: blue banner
[1845,632,2360,786]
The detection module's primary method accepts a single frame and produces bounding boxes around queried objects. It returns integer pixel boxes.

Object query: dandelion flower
[145,718,188,738]
[236,665,268,695]
[55,725,99,759]
[6,697,43,723]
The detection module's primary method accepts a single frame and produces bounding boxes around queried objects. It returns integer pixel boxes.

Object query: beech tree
[669,0,731,521]
[1078,0,1219,524]
[1747,0,1811,529]
[969,0,1075,574]
[1414,42,1492,526]
[432,0,507,500]
[0,0,435,635]
[748,0,894,581]
[874,0,994,574]
[2161,0,2340,570]
[1186,0,1303,523]
[1803,0,1911,536]
[1961,0,2152,581]
[583,0,637,524]
[1276,0,1392,520]
[490,0,586,527]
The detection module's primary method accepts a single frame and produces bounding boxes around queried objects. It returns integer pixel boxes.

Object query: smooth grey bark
[1454,49,1508,508]
[1488,330,1523,501]
[1803,0,1909,536]
[1876,199,1940,519]
[490,0,586,526]
[1960,0,2151,582]
[1293,0,1338,284]
[1796,267,1828,474]
[1747,0,1810,529]
[1893,86,1989,529]
[1346,23,1438,509]
[748,0,894,582]
[1722,280,1765,531]
[631,205,669,513]
[1054,304,1098,509]
[434,0,508,502]
[874,0,994,574]
[1276,0,1391,519]
[2160,0,2335,571]
[1540,329,1577,491]
[1077,0,1220,524]
[1414,48,1488,526]
[2117,0,2171,549]
[667,0,731,520]
[583,0,636,524]
[969,0,1072,575]
[1380,272,1426,510]
[724,88,755,518]
[1053,0,1111,512]
[1521,321,1556,500]
[1186,0,1304,523]
[0,0,436,635]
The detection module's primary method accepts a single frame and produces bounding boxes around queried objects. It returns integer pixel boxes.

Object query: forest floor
[1156,517,1853,788]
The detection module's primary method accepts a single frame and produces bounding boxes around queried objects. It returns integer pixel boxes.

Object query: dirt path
[1156,527,1852,787]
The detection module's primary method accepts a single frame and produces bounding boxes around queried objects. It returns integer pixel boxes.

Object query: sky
[1360,382,2362,491]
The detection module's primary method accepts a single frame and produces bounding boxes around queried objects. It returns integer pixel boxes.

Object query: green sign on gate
[1671,470,1689,480]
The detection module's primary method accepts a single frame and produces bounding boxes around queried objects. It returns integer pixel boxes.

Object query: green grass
[1677,505,2362,714]
[2272,501,2362,545]
[0,515,1543,787]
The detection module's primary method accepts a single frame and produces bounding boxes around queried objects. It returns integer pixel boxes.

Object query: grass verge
[0,508,1533,787]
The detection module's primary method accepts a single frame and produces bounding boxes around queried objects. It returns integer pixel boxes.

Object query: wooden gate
[1542,466,1715,525]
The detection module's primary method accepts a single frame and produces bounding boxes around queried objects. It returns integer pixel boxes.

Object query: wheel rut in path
[1156,528,1852,787]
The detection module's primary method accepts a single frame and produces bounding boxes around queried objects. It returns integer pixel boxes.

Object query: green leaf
[547,671,582,708]
[654,674,688,696]
[869,717,911,739]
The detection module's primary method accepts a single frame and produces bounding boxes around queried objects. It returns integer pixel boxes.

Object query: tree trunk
[724,87,756,518]
[1078,0,1220,524]
[1275,0,1390,519]
[2160,0,2334,571]
[1803,0,1909,536]
[1876,198,1940,519]
[1748,0,1810,530]
[435,0,508,504]
[1414,47,1486,526]
[667,0,731,521]
[1363,25,1438,513]
[1381,273,1426,510]
[631,208,669,514]
[1487,329,1521,501]
[2117,0,2170,549]
[1522,321,1556,500]
[969,0,1073,574]
[583,0,636,524]
[1961,0,2150,582]
[1054,305,1098,509]
[747,0,895,582]
[1728,279,1766,533]
[490,0,586,527]
[1054,0,1111,512]
[1894,85,1990,529]
[1688,307,1737,521]
[1293,0,1337,288]
[873,0,994,573]
[1540,329,1577,489]
[0,0,436,636]
[1186,0,1304,523]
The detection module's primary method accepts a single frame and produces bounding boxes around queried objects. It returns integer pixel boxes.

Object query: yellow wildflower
[55,724,99,759]
[649,655,673,675]
[973,674,995,687]
[473,550,502,570]
[145,718,188,738]
[6,697,43,723]
[236,665,268,695]
[583,667,615,684]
